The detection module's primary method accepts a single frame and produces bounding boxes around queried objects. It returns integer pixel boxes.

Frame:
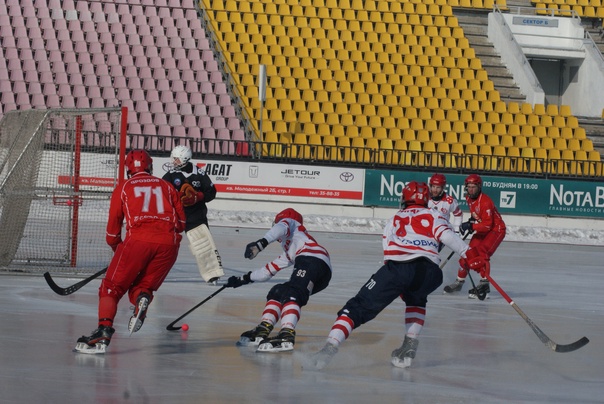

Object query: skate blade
[391,356,412,368]
[468,293,490,300]
[128,301,149,335]
[73,342,107,354]
[128,315,143,336]
[236,337,262,347]
[256,341,294,353]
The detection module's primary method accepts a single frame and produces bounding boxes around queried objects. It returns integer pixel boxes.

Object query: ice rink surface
[1,226,602,403]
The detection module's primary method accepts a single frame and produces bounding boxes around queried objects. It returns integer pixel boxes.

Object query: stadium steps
[455,9,527,103]
[457,6,604,159]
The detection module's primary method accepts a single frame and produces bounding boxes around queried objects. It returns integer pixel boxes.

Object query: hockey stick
[487,275,589,353]
[44,267,108,296]
[439,232,471,269]
[466,270,487,301]
[166,285,227,331]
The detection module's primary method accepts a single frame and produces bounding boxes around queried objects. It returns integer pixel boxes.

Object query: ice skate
[257,328,295,352]
[443,278,464,294]
[128,293,150,335]
[391,335,419,368]
[469,279,490,300]
[236,321,273,347]
[74,325,115,354]
[305,343,338,370]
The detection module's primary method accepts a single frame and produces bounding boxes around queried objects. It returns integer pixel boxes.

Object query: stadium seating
[0,0,600,175]
[0,0,243,153]
[197,0,599,174]
[532,0,604,18]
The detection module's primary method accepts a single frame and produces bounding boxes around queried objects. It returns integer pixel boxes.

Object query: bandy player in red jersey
[443,174,507,299]
[74,150,186,354]
[225,208,332,353]
[308,182,487,370]
[428,173,463,234]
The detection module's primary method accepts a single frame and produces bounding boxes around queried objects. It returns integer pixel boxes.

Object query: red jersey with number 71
[106,172,186,247]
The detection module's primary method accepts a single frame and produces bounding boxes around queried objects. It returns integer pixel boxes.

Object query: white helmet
[171,145,192,170]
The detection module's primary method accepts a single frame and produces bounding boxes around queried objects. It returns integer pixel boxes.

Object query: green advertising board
[364,170,604,219]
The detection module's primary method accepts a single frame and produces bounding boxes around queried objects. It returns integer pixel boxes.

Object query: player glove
[459,221,474,236]
[225,271,253,288]
[244,238,268,259]
[468,257,490,278]
[180,183,204,207]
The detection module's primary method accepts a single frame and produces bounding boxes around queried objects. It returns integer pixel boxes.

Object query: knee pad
[266,284,286,303]
[267,283,310,307]
[99,279,123,299]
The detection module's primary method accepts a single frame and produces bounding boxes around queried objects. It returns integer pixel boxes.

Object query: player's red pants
[457,229,505,279]
[98,238,180,325]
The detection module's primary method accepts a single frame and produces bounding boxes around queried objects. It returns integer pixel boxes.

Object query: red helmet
[401,181,429,208]
[274,208,303,225]
[125,150,153,177]
[465,174,482,186]
[465,174,482,199]
[429,173,447,187]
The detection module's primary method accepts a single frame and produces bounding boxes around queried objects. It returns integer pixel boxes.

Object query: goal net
[0,107,127,275]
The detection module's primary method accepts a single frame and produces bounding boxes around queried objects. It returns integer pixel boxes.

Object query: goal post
[0,107,128,275]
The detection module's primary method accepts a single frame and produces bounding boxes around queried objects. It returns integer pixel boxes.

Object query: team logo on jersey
[173,178,182,187]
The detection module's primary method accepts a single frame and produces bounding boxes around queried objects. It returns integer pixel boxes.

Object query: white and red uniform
[325,204,469,348]
[99,172,186,327]
[383,207,469,266]
[428,193,463,230]
[457,192,506,279]
[249,216,332,332]
[250,218,331,282]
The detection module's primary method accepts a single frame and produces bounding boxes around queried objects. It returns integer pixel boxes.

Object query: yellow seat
[562,149,578,174]
[514,136,528,148]
[555,138,568,150]
[559,105,572,117]
[292,133,311,159]
[337,136,352,161]
[351,137,370,163]
[540,137,554,150]
[547,148,565,174]
[547,126,560,139]
[499,135,514,147]
[546,104,559,116]
[581,139,594,152]
[588,150,601,161]
[568,138,581,151]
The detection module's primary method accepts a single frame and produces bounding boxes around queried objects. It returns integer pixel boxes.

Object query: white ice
[0,216,602,403]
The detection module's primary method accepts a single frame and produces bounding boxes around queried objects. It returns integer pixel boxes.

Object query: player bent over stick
[74,150,186,354]
[225,208,332,353]
[307,181,486,369]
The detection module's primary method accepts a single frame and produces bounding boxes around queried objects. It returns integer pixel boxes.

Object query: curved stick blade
[44,272,70,295]
[554,336,590,353]
[44,268,107,296]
